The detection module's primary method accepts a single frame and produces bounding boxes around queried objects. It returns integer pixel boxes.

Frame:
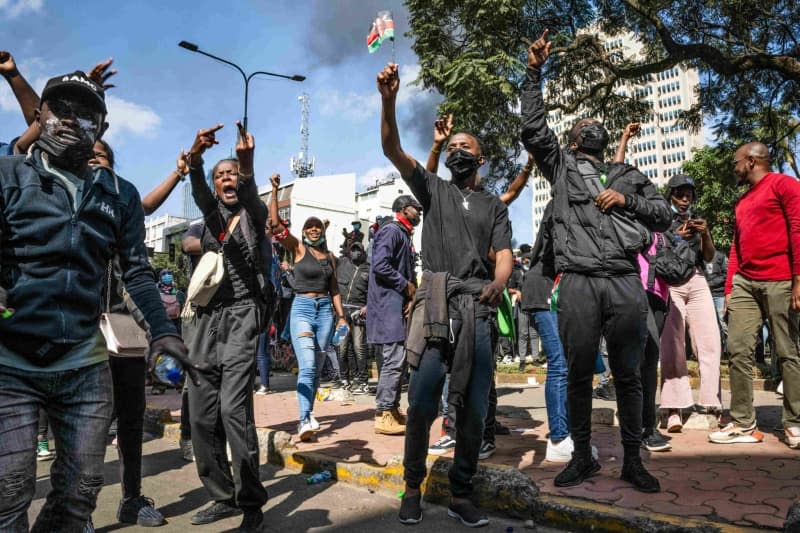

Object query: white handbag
[183,214,240,314]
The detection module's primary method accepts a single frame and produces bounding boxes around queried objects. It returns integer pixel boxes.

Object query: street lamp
[178,40,305,133]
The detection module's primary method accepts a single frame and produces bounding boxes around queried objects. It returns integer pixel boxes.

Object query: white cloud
[318,64,426,122]
[103,95,161,142]
[357,164,399,190]
[0,0,43,18]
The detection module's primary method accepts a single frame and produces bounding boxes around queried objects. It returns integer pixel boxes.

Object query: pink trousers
[659,270,722,409]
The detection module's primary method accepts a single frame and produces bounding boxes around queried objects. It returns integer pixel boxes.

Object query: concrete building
[145,214,188,253]
[259,173,422,256]
[530,31,703,238]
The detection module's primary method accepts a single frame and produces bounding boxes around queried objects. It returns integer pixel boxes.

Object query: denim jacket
[0,149,177,365]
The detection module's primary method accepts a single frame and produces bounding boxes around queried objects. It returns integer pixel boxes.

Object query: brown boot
[375,410,405,435]
[391,407,407,425]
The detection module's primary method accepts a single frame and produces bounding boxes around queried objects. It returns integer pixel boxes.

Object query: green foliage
[405,0,800,189]
[681,145,741,252]
[150,236,190,290]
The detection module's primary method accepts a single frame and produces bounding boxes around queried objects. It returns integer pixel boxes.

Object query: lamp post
[178,40,305,133]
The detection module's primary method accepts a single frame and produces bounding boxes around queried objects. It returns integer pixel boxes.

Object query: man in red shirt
[709,142,800,449]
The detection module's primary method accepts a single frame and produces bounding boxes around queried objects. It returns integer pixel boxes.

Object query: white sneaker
[709,421,763,444]
[784,426,800,449]
[298,419,315,442]
[545,436,598,463]
[777,381,784,396]
[309,414,320,431]
[179,439,195,462]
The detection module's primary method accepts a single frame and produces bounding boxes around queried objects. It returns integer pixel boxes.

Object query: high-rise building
[182,182,202,220]
[530,32,703,238]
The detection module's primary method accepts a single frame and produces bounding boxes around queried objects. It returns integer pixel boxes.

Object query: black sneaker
[621,456,661,493]
[352,382,370,395]
[236,508,264,532]
[398,493,422,525]
[190,501,241,525]
[447,499,489,528]
[592,383,616,401]
[117,495,165,527]
[478,441,496,460]
[641,430,672,452]
[554,455,601,487]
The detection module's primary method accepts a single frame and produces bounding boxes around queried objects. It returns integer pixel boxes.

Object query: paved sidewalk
[146,372,799,531]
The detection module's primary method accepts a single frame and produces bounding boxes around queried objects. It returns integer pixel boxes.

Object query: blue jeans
[256,330,271,388]
[0,361,113,533]
[290,295,334,422]
[532,311,570,442]
[403,319,493,497]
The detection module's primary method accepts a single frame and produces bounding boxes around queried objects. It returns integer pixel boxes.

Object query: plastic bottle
[153,354,184,386]
[331,324,349,347]
[306,470,332,485]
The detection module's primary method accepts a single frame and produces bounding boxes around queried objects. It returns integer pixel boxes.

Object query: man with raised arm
[378,62,512,527]
[0,70,190,531]
[521,30,671,492]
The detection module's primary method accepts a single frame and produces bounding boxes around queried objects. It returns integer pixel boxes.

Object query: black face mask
[445,149,480,181]
[35,128,97,165]
[350,251,365,264]
[578,123,609,154]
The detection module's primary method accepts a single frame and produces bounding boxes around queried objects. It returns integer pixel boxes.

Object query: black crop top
[292,250,334,293]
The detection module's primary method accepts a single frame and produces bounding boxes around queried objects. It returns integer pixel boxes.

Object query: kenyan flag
[366,10,395,53]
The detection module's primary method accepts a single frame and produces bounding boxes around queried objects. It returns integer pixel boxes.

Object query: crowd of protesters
[1,27,799,532]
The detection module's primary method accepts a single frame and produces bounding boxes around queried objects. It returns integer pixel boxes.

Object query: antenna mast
[290,93,315,178]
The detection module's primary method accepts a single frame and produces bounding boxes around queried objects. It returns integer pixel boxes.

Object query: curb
[148,408,771,532]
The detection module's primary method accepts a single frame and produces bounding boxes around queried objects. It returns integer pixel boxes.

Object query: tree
[681,145,741,252]
[150,236,190,290]
[406,0,800,189]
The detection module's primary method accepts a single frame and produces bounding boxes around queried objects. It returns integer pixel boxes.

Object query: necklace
[456,186,475,210]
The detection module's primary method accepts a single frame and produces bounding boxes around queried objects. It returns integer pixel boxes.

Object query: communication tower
[290,93,315,178]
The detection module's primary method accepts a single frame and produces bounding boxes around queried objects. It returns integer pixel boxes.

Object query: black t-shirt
[406,163,512,281]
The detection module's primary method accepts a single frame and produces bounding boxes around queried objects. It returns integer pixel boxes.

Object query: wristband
[273,227,289,241]
[430,146,441,154]
[1,308,14,319]
[239,171,254,179]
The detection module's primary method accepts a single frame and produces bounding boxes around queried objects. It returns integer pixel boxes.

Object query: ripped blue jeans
[290,295,334,422]
[0,361,112,533]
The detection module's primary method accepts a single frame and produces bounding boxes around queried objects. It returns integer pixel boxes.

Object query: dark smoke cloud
[401,91,443,150]
[308,0,412,66]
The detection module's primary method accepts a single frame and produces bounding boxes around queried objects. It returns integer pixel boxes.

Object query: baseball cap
[391,195,422,213]
[41,71,107,114]
[667,174,696,190]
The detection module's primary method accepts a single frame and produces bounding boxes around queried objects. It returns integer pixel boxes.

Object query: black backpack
[651,232,696,286]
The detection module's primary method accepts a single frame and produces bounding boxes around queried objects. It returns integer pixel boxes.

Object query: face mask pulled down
[445,149,480,182]
[36,116,99,165]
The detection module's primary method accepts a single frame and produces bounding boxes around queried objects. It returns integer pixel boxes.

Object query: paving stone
[763,497,796,519]
[744,513,788,529]
[704,498,779,524]
[614,484,678,509]
[642,500,713,516]
[551,481,622,504]
[683,413,721,430]
[670,484,733,508]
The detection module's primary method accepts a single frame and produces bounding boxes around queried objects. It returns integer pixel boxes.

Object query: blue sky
[0,0,534,245]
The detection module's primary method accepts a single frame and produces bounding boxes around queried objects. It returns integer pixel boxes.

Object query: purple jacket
[367,221,415,344]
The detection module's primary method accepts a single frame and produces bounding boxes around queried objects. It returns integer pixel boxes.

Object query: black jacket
[704,250,728,297]
[521,67,672,276]
[0,149,178,363]
[336,256,369,307]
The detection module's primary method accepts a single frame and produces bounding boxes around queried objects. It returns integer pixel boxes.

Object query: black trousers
[108,356,147,500]
[643,292,668,433]
[336,318,369,384]
[558,273,648,459]
[186,301,268,509]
